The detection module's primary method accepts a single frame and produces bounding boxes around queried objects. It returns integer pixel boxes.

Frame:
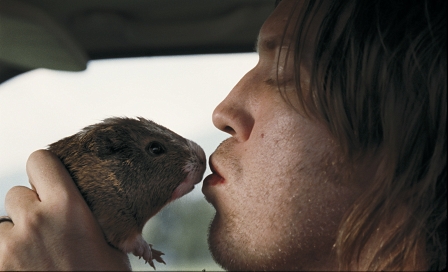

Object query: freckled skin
[202,1,364,270]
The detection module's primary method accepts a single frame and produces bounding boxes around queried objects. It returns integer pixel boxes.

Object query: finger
[25,149,103,238]
[26,150,83,206]
[0,222,13,235]
[4,186,39,223]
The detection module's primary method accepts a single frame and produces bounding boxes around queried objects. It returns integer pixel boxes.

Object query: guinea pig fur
[48,117,206,269]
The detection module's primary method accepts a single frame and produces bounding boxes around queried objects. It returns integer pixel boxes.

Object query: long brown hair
[279,0,446,270]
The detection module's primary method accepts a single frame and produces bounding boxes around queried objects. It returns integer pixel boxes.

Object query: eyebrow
[254,34,260,53]
[254,33,278,53]
[255,0,282,52]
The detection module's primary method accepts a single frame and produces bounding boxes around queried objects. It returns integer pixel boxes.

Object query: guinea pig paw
[149,244,166,265]
[120,235,165,269]
[145,244,166,269]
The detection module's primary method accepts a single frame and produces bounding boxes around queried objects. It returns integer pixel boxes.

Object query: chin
[207,213,301,271]
[207,214,248,271]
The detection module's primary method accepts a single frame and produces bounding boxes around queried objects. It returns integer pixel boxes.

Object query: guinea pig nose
[184,140,206,175]
[190,140,206,165]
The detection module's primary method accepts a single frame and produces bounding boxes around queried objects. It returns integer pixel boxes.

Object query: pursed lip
[203,154,225,188]
[208,155,220,176]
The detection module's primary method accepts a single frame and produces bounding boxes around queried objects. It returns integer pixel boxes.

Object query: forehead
[256,0,298,51]
[256,0,331,64]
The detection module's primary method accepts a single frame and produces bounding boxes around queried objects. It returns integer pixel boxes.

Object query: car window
[0,52,257,271]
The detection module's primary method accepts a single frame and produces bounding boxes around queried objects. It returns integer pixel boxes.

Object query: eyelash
[264,76,294,88]
[264,78,277,86]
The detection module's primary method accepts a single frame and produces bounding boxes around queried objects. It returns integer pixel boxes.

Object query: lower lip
[203,173,224,186]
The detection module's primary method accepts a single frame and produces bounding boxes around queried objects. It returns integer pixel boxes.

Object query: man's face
[202,1,362,270]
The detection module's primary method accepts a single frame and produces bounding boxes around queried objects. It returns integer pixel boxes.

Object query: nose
[212,71,255,142]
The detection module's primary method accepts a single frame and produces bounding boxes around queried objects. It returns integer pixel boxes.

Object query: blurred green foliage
[130,194,223,271]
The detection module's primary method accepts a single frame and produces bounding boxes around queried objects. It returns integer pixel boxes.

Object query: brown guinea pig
[48,117,206,269]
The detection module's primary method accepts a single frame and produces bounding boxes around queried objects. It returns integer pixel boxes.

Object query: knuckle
[5,186,25,202]
[24,210,45,231]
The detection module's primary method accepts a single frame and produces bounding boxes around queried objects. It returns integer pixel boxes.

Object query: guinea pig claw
[151,248,166,264]
[149,260,156,270]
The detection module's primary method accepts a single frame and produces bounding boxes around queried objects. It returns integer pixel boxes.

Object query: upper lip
[208,154,223,178]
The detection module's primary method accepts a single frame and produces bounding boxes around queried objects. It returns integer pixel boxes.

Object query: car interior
[1,0,274,84]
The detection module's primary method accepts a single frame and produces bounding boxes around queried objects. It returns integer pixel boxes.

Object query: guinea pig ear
[93,127,127,158]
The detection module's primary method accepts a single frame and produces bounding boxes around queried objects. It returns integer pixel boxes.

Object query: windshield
[0,53,257,270]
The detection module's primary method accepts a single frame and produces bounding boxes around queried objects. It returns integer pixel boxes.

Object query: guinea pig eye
[147,141,166,156]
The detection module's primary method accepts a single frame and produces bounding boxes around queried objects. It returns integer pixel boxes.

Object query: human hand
[0,150,131,271]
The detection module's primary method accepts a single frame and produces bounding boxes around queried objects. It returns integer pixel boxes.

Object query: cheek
[208,99,362,270]
[237,113,355,245]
